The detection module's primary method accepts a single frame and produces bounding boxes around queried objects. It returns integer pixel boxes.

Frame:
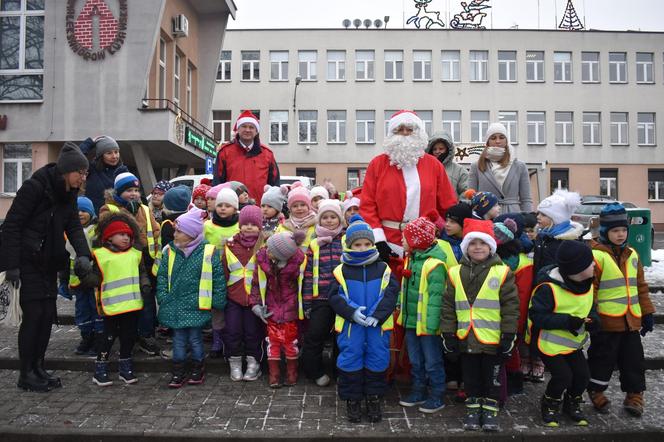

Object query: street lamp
[292,75,302,111]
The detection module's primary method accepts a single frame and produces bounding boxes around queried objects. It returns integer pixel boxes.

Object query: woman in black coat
[79,135,129,213]
[0,143,92,392]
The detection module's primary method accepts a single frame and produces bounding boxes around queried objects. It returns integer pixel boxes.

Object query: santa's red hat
[234,110,260,133]
[460,218,497,256]
[387,110,425,135]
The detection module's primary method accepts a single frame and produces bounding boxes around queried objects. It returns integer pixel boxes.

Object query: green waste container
[626,208,652,267]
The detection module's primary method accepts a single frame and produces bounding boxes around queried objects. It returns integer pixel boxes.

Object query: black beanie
[521,212,537,228]
[56,142,89,174]
[446,202,473,226]
[556,240,594,276]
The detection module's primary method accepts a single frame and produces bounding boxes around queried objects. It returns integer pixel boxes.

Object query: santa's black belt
[381,220,409,231]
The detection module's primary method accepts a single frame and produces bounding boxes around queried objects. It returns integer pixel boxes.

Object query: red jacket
[215,138,280,202]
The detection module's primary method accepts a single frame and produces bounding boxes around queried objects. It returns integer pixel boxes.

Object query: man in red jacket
[213,110,280,202]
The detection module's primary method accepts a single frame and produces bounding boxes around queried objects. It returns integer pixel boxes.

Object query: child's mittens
[441,333,460,363]
[566,315,585,335]
[499,333,516,359]
[351,306,369,326]
[640,313,654,337]
[365,316,379,327]
[252,305,273,324]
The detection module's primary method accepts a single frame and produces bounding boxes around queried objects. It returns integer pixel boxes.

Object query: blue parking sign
[205,157,214,174]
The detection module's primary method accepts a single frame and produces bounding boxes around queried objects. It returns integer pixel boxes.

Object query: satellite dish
[353,18,361,29]
[342,19,351,28]
[374,19,383,28]
[363,19,372,28]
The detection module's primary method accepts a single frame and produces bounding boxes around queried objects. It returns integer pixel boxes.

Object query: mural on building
[454,144,485,162]
[406,0,445,29]
[449,0,491,29]
[66,0,128,61]
[558,0,584,31]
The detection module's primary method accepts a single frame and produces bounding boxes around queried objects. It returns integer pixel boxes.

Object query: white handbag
[0,272,22,327]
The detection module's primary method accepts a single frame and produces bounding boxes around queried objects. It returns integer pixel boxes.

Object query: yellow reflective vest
[107,204,157,259]
[150,219,175,277]
[225,246,257,296]
[93,247,144,316]
[593,248,642,318]
[275,224,315,252]
[68,225,97,289]
[203,219,239,248]
[397,256,447,336]
[166,243,215,310]
[436,239,459,269]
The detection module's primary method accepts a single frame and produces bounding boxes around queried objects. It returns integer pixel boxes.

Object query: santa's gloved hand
[365,316,379,327]
[640,313,654,337]
[351,306,369,326]
[375,241,393,263]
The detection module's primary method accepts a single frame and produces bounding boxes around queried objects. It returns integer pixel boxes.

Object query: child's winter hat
[152,180,173,194]
[310,185,330,201]
[76,196,96,218]
[102,220,133,243]
[461,218,497,256]
[229,181,249,196]
[216,187,239,209]
[114,172,140,195]
[493,218,517,245]
[470,191,499,219]
[266,231,305,262]
[287,182,312,209]
[521,212,538,229]
[205,183,229,200]
[345,214,375,248]
[556,240,594,277]
[484,122,508,145]
[192,183,211,201]
[404,212,438,251]
[446,202,473,226]
[341,192,360,216]
[537,189,581,225]
[317,199,343,223]
[163,186,192,213]
[175,208,207,239]
[261,184,288,212]
[56,142,89,174]
[495,213,525,238]
[599,203,629,242]
[239,205,263,228]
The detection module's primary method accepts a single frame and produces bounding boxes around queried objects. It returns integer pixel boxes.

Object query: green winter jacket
[400,243,448,334]
[156,241,227,329]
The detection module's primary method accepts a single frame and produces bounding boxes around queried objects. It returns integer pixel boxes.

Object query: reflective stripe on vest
[397,257,447,336]
[296,256,307,319]
[203,219,239,247]
[107,204,156,259]
[166,244,215,310]
[332,264,393,335]
[311,240,321,297]
[449,264,508,345]
[151,219,174,277]
[593,248,641,318]
[516,253,533,274]
[436,239,459,269]
[68,226,97,288]
[225,246,257,296]
[93,247,143,316]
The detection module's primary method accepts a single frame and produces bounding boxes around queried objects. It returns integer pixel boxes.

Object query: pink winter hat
[175,208,208,238]
[206,183,225,200]
[287,182,312,209]
[317,199,344,225]
[239,205,263,228]
[266,231,305,262]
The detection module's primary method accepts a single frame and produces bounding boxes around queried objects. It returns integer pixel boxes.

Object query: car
[572,198,653,244]
[166,174,313,192]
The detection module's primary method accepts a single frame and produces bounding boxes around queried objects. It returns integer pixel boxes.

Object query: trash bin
[626,208,652,267]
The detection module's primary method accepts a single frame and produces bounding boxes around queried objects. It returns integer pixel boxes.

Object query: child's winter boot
[541,394,562,427]
[189,360,205,385]
[209,330,223,358]
[93,361,113,387]
[168,362,187,388]
[463,397,482,431]
[243,356,261,381]
[268,360,281,388]
[285,359,298,386]
[75,332,95,355]
[229,356,243,381]
[563,393,588,426]
[623,392,644,417]
[346,400,362,423]
[587,390,611,414]
[118,358,138,384]
[481,398,500,432]
[366,395,382,423]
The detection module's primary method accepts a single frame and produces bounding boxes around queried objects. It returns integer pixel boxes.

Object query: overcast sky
[227,0,663,31]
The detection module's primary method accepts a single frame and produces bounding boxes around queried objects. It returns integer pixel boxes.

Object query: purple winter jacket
[249,247,305,323]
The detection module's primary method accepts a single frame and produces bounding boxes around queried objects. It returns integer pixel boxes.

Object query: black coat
[79,137,129,212]
[0,164,91,301]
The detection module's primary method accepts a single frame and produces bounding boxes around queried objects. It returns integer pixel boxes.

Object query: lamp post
[292,75,302,111]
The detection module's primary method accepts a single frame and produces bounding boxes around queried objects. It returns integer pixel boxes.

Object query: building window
[217,50,231,81]
[355,50,374,81]
[442,110,461,143]
[241,50,260,81]
[636,52,654,83]
[2,143,32,193]
[583,112,601,145]
[384,50,403,81]
[648,169,664,201]
[296,168,316,184]
[498,51,517,82]
[555,112,574,145]
[414,110,433,136]
[609,52,627,83]
[173,52,181,105]
[298,50,317,81]
[186,64,193,114]
[298,110,317,143]
[347,168,366,189]
[610,112,629,145]
[581,52,600,83]
[269,110,288,144]
[470,111,490,143]
[599,169,618,198]
[413,50,432,81]
[270,50,288,81]
[526,51,544,82]
[327,110,346,144]
[384,110,398,136]
[158,39,166,102]
[550,169,569,193]
[638,112,656,146]
[469,50,488,81]
[441,50,460,81]
[554,52,572,82]
[356,110,375,144]
[212,110,232,143]
[499,111,518,144]
[527,111,546,144]
[327,50,345,81]
[0,0,44,101]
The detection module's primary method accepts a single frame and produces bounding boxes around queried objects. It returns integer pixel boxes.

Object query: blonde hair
[477,143,511,173]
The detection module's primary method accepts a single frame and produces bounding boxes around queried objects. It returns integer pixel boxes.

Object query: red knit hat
[192,183,211,201]
[404,213,438,251]
[460,218,497,255]
[102,220,133,243]
[234,110,260,133]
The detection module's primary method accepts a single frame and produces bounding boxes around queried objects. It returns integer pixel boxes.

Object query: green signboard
[185,127,216,156]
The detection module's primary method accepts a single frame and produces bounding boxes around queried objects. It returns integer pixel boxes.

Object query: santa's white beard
[383,132,428,169]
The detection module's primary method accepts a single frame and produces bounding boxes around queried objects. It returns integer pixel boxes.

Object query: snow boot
[623,392,644,417]
[188,360,205,385]
[118,358,138,384]
[284,359,298,386]
[268,360,281,388]
[463,397,481,431]
[92,361,113,387]
[168,362,187,388]
[243,356,261,381]
[481,398,500,432]
[366,395,382,423]
[346,399,362,423]
[563,393,588,426]
[588,390,611,414]
[229,356,243,381]
[541,395,562,427]
[75,332,95,355]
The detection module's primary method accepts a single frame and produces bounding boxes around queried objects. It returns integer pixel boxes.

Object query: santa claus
[361,110,457,260]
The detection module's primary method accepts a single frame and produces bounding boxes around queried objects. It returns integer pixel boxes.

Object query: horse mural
[406,0,445,29]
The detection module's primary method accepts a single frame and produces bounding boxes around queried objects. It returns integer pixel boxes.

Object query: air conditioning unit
[172,14,189,37]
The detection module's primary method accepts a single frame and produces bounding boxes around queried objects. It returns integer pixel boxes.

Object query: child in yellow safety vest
[587,203,655,417]
[527,240,600,428]
[156,208,227,388]
[275,182,316,252]
[440,218,519,432]
[79,211,151,387]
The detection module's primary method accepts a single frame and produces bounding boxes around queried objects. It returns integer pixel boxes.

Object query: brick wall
[74,0,119,50]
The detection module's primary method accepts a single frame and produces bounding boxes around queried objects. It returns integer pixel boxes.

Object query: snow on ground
[644,249,664,287]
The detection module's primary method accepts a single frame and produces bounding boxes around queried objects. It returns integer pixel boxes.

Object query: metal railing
[138,98,218,143]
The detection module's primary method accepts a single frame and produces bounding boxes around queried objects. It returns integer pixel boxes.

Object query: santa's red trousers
[386,256,412,383]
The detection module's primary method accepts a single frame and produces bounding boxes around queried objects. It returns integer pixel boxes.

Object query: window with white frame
[498,51,517,82]
[555,112,574,145]
[554,52,572,82]
[270,51,288,81]
[638,112,656,145]
[442,110,461,142]
[469,50,488,81]
[636,52,654,83]
[384,110,398,136]
[355,50,374,81]
[415,110,433,136]
[581,52,600,83]
[470,111,490,143]
[269,110,288,144]
[158,39,166,101]
[583,112,601,145]
[609,52,627,83]
[356,110,375,143]
[599,169,618,198]
[327,110,346,143]
[0,0,44,101]
[413,50,432,81]
[550,169,569,193]
[186,64,193,114]
[499,111,518,144]
[327,50,345,81]
[441,50,460,81]
[384,50,403,81]
[241,50,260,81]
[2,143,32,193]
[217,50,231,81]
[173,52,181,105]
[298,50,317,81]
[526,51,544,82]
[528,111,546,144]
[610,112,628,145]
[648,169,664,201]
[347,168,367,189]
[298,110,317,143]
[212,110,232,143]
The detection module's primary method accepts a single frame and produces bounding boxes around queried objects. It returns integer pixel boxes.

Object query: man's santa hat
[234,110,260,133]
[387,110,425,135]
